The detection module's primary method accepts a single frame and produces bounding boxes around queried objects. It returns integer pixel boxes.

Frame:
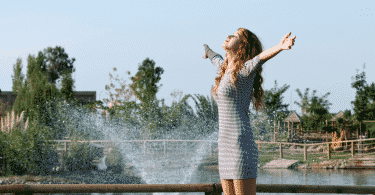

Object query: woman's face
[222,30,242,51]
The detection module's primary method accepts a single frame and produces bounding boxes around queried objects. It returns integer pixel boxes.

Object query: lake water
[180,165,375,195]
[54,151,375,195]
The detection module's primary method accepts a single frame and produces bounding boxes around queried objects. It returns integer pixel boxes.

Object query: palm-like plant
[190,94,218,125]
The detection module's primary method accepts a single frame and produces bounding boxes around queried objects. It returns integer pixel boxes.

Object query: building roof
[282,112,304,123]
[329,110,348,122]
[0,91,96,107]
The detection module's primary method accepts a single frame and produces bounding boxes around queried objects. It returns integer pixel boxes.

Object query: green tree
[11,58,26,93]
[350,63,375,137]
[130,58,164,106]
[58,70,76,104]
[12,52,61,138]
[129,58,165,139]
[101,67,140,125]
[247,80,298,141]
[294,88,332,131]
[261,80,293,123]
[39,46,76,86]
[167,91,215,139]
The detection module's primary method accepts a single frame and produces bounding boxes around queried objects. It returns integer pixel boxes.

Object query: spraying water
[36,96,276,195]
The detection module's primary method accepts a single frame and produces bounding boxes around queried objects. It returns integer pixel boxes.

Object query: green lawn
[258,148,357,167]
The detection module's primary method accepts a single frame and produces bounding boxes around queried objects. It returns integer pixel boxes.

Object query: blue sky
[0,0,374,117]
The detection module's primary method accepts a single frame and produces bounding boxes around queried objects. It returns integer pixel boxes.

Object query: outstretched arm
[259,32,296,63]
[203,44,224,69]
[259,45,283,63]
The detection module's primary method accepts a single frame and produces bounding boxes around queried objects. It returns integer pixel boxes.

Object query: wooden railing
[1,183,375,195]
[1,138,374,175]
[256,138,375,161]
[51,139,218,156]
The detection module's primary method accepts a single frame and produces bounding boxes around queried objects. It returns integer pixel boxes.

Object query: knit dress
[211,54,264,179]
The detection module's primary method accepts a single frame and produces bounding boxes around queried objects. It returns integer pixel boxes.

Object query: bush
[105,144,125,173]
[1,127,34,176]
[0,116,61,176]
[63,138,97,173]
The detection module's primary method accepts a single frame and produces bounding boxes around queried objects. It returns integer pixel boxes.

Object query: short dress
[211,54,264,179]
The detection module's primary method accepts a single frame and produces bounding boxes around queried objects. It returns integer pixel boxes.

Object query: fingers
[203,44,209,58]
[203,44,210,51]
[284,32,291,39]
[284,32,297,41]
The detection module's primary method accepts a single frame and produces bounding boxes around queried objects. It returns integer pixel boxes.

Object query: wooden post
[277,121,280,141]
[292,121,294,138]
[279,142,283,159]
[357,128,358,139]
[288,121,290,139]
[351,141,354,157]
[274,121,276,142]
[327,142,331,160]
[304,145,307,161]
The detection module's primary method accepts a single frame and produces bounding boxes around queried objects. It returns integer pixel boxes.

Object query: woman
[203,28,296,195]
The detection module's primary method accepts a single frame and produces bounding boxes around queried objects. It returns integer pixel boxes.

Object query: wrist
[277,44,283,51]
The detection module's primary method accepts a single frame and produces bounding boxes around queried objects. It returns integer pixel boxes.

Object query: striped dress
[211,54,264,179]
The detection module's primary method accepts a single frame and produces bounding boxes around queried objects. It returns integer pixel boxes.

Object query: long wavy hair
[211,28,266,113]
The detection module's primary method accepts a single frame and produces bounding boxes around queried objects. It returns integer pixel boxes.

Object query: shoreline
[0,157,373,187]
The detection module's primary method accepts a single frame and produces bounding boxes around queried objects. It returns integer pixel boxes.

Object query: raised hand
[203,44,210,59]
[203,44,221,60]
[279,32,296,50]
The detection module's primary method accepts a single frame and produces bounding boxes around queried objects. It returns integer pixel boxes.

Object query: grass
[258,147,360,167]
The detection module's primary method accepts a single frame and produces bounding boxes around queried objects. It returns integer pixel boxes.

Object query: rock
[297,163,308,170]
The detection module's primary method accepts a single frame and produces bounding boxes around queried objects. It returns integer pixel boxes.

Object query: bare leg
[221,179,235,195]
[233,178,256,195]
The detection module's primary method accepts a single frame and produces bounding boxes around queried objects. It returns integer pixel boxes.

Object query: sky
[0,0,374,118]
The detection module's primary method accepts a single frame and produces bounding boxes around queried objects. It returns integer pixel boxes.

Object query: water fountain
[39,97,221,195]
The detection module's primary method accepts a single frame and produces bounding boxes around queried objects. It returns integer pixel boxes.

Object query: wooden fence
[256,138,375,161]
[1,137,375,175]
[2,183,375,195]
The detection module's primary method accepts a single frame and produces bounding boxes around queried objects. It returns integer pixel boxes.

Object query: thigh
[221,179,235,195]
[233,178,256,195]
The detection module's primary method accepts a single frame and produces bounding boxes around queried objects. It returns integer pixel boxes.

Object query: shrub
[63,137,96,173]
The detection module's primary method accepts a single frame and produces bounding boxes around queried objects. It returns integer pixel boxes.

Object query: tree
[11,58,26,93]
[130,58,164,106]
[39,46,76,86]
[100,66,210,140]
[293,88,332,131]
[247,80,298,141]
[294,88,332,116]
[58,70,76,104]
[350,63,375,137]
[12,52,62,138]
[261,80,294,123]
[129,58,165,139]
[0,57,26,126]
[100,67,144,129]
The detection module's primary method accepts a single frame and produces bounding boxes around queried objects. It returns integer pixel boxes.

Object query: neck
[226,49,239,67]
